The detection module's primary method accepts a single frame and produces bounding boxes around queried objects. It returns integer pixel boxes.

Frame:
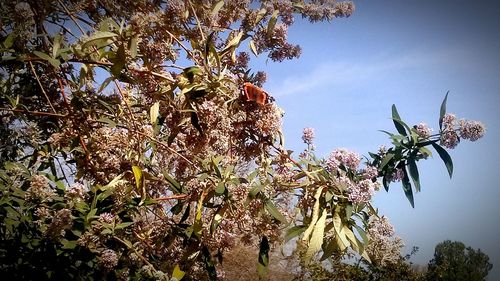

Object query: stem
[57,0,85,35]
[0,107,67,117]
[29,61,57,113]
[154,194,189,201]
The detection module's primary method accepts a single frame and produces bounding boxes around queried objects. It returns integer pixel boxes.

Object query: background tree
[426,240,492,281]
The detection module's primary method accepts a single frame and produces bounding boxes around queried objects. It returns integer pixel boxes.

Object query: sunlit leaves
[304,209,327,262]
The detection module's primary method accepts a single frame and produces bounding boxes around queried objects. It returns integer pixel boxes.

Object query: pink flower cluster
[459,119,486,141]
[326,148,361,172]
[414,123,432,139]
[302,127,315,145]
[440,113,459,149]
[440,113,486,149]
[348,179,375,204]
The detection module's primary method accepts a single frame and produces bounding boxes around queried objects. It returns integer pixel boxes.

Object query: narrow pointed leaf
[132,166,143,191]
[402,169,415,208]
[407,157,421,192]
[304,209,327,262]
[201,246,217,281]
[211,0,224,17]
[431,143,453,178]
[391,104,407,136]
[285,225,307,243]
[302,187,323,242]
[267,10,279,37]
[264,200,287,224]
[439,91,449,130]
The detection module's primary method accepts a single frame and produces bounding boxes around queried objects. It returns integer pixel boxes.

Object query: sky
[250,0,500,279]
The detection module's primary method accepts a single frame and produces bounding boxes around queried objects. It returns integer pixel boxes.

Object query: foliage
[425,240,493,281]
[0,0,485,280]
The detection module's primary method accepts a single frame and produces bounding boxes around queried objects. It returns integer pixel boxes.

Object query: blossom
[414,123,432,139]
[99,213,115,224]
[46,209,72,238]
[366,216,404,266]
[302,127,315,145]
[459,119,486,141]
[361,165,378,180]
[389,168,405,182]
[440,113,460,149]
[348,179,375,204]
[25,175,55,202]
[326,148,361,172]
[100,249,119,270]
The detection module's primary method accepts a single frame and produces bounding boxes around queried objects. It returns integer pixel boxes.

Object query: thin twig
[188,0,206,42]
[29,61,57,113]
[154,194,189,201]
[57,0,85,35]
[165,30,194,59]
[0,108,67,117]
[113,236,154,268]
[134,130,200,172]
[56,157,71,186]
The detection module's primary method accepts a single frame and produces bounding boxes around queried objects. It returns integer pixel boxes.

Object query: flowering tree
[0,0,485,280]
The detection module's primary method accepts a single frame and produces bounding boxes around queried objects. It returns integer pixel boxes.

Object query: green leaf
[210,209,225,234]
[304,209,327,262]
[52,33,62,58]
[115,222,134,230]
[163,172,183,193]
[439,91,449,130]
[431,143,453,178]
[97,117,117,128]
[402,169,415,208]
[211,0,224,17]
[302,187,323,242]
[33,51,60,67]
[407,157,421,192]
[215,182,225,195]
[285,225,307,243]
[82,31,118,49]
[249,39,258,56]
[129,34,138,58]
[61,239,77,250]
[343,226,358,252]
[264,200,287,224]
[391,104,407,136]
[353,224,368,245]
[97,76,114,93]
[150,102,160,125]
[193,195,204,238]
[3,32,15,49]
[319,238,337,261]
[132,166,143,191]
[267,10,279,37]
[201,246,217,281]
[111,44,126,77]
[171,264,185,281]
[380,152,394,169]
[257,236,270,277]
[221,31,244,55]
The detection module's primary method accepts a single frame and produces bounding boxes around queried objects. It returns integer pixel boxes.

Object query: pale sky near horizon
[250,0,500,279]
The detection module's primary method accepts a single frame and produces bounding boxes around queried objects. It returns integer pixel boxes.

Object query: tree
[0,0,485,280]
[426,240,492,281]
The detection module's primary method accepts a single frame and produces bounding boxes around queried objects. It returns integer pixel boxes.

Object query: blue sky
[251,0,500,278]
